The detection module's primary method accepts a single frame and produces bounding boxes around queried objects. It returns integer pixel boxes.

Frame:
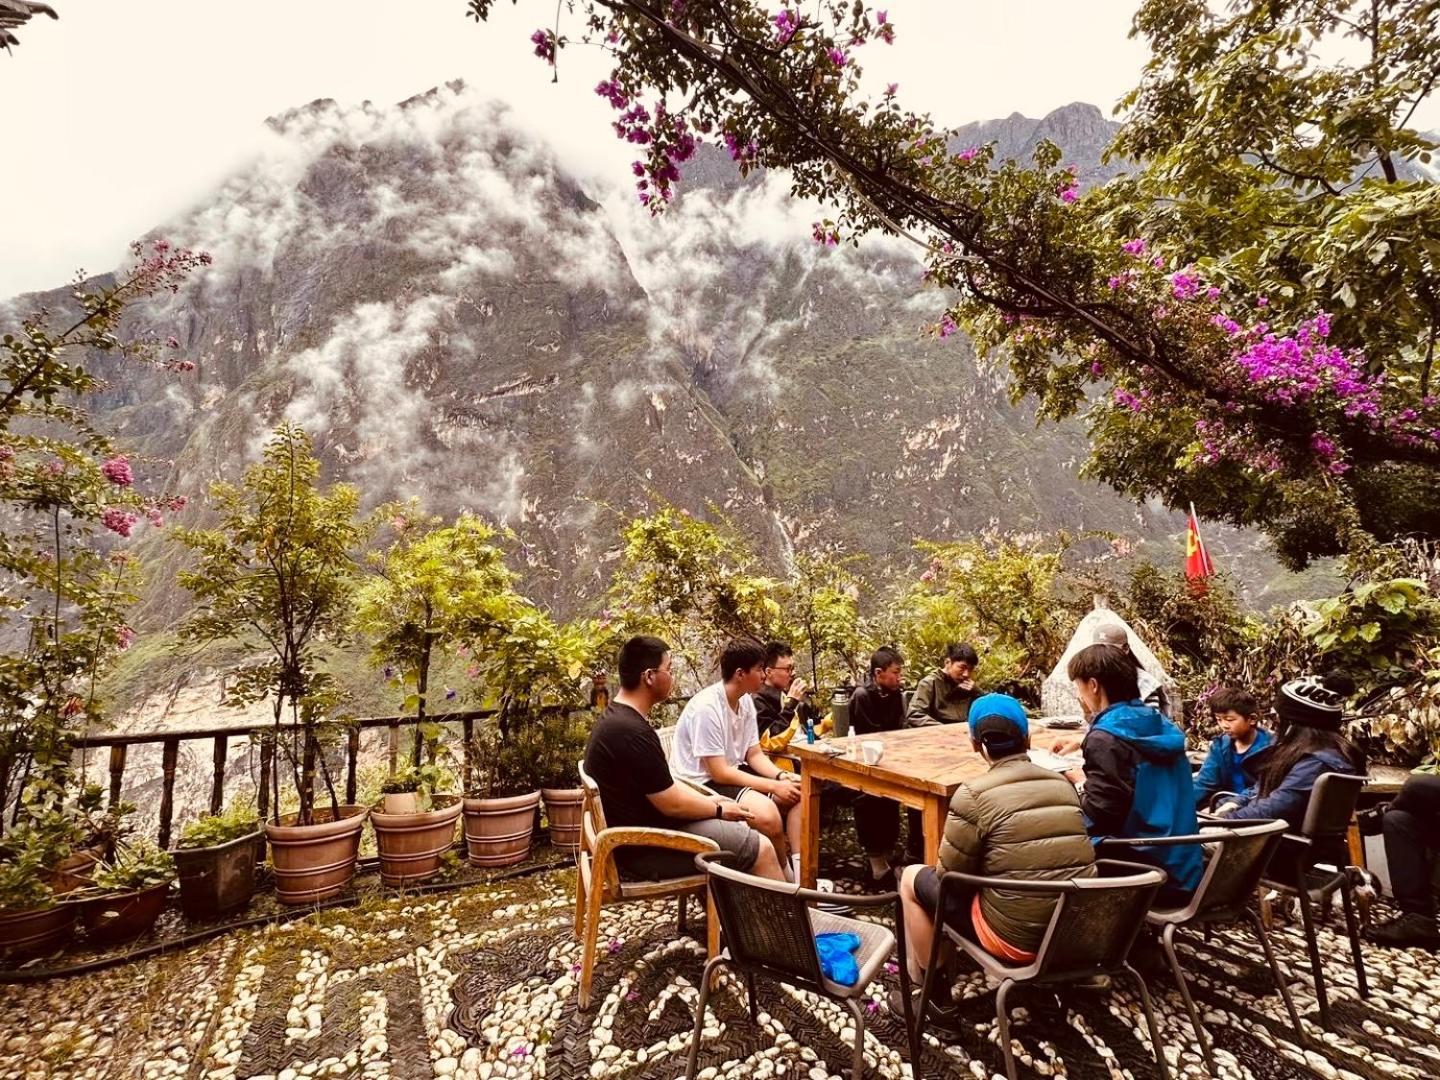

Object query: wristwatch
[714,803,723,819]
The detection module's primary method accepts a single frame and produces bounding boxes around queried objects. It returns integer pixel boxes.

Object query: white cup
[861,740,884,765]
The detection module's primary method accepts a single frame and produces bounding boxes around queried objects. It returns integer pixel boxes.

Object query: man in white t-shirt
[671,640,805,880]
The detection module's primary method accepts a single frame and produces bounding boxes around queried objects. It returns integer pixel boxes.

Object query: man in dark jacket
[753,641,825,754]
[850,646,907,889]
[896,694,1096,1023]
[905,643,981,727]
[1069,643,1203,903]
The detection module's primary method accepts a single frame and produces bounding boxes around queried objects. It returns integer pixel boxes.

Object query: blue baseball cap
[967,693,1030,742]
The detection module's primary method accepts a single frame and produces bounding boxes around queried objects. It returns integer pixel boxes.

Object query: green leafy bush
[176,800,259,850]
[92,843,175,893]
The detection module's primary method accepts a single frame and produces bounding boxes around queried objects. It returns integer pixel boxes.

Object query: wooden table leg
[799,767,823,888]
[922,794,944,868]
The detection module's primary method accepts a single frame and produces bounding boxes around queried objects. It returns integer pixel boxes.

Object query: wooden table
[786,722,1074,888]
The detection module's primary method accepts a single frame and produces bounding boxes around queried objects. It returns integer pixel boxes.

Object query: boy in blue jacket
[1068,643,1203,904]
[1193,687,1272,810]
[1215,676,1365,831]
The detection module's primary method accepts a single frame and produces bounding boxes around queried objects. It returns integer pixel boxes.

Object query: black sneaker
[1367,912,1440,949]
[889,987,963,1039]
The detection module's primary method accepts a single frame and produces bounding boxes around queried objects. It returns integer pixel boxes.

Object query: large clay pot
[541,787,584,853]
[462,791,540,868]
[372,795,462,887]
[78,882,170,947]
[0,902,76,960]
[172,830,264,921]
[265,805,369,905]
[45,846,104,895]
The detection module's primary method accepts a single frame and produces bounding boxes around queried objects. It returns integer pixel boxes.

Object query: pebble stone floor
[1,861,1438,1080]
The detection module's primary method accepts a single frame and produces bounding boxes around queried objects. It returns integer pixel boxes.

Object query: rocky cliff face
[7,85,1304,649]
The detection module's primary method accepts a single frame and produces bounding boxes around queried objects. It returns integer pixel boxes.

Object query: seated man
[1069,643,1203,904]
[583,635,785,881]
[1369,773,1440,949]
[670,639,805,881]
[754,640,828,755]
[905,642,981,727]
[896,694,1095,1021]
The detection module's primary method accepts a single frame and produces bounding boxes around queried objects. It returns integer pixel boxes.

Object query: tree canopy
[468,0,1440,566]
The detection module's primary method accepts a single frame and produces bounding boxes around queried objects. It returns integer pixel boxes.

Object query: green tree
[356,510,518,764]
[173,424,369,826]
[468,0,1440,565]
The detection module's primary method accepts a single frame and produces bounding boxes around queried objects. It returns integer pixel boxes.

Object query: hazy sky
[1,2,1432,300]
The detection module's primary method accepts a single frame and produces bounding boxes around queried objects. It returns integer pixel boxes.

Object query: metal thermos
[830,686,852,739]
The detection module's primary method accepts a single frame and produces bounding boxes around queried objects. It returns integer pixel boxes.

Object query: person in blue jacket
[1214,676,1366,831]
[1193,686,1272,810]
[1068,643,1203,904]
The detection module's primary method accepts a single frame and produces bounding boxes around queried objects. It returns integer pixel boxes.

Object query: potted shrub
[462,725,543,867]
[175,425,373,905]
[0,827,73,960]
[536,711,592,854]
[78,842,174,947]
[172,801,263,921]
[371,761,462,887]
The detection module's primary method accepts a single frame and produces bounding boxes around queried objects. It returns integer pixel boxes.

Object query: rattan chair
[685,850,911,1080]
[911,860,1170,1080]
[1098,818,1306,1070]
[1256,772,1370,1030]
[575,761,722,1009]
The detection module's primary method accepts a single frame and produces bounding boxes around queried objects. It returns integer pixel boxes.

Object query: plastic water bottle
[804,713,816,744]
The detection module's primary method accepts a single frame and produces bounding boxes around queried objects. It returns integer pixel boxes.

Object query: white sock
[789,853,801,881]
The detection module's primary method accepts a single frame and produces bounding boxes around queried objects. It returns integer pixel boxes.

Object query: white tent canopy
[1040,605,1180,723]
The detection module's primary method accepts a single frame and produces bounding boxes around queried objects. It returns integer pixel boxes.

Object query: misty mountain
[5,85,1314,646]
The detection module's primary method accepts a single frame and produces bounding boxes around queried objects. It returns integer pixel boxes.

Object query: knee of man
[753,798,782,832]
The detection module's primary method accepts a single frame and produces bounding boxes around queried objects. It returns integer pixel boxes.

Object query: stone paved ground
[1,865,1438,1080]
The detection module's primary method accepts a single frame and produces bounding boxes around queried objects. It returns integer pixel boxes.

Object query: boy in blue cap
[894,693,1095,1027]
[1068,643,1202,903]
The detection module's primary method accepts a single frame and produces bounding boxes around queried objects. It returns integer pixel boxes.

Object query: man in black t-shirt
[583,635,786,881]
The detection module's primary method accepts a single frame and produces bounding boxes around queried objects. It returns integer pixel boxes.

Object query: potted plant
[462,724,543,867]
[535,711,592,853]
[371,759,463,887]
[77,842,174,947]
[172,800,263,921]
[175,424,373,905]
[0,826,73,960]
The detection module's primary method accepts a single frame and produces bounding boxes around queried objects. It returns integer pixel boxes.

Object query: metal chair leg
[1246,909,1306,1049]
[1124,962,1172,1080]
[1161,924,1214,1073]
[1340,873,1370,999]
[1295,884,1331,1029]
[745,972,759,1024]
[994,978,1017,1080]
[844,996,867,1079]
[685,956,727,1080]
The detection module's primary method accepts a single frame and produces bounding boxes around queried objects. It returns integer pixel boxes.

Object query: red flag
[1184,504,1215,593]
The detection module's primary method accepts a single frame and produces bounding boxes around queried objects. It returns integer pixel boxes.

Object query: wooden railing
[52,710,497,849]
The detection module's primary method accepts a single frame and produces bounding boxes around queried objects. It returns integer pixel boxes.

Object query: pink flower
[884,82,898,96]
[165,495,188,512]
[772,9,797,44]
[1170,271,1202,300]
[827,47,848,67]
[1256,295,1269,308]
[530,29,556,64]
[606,938,623,955]
[101,455,133,487]
[145,507,164,528]
[876,10,888,23]
[1058,181,1079,203]
[101,508,138,538]
[957,145,979,162]
[118,627,136,651]
[1121,238,1147,256]
[939,315,957,339]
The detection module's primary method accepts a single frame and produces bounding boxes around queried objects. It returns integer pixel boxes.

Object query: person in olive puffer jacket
[897,694,1096,1002]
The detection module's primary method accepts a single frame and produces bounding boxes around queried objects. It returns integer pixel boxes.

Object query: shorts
[615,815,761,880]
[912,866,977,939]
[702,763,762,803]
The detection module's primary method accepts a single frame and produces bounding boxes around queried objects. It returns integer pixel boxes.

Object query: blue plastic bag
[815,931,862,986]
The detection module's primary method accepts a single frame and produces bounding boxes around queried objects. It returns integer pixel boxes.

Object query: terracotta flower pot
[265,805,369,905]
[45,846,104,895]
[462,791,540,868]
[78,882,170,947]
[382,791,419,815]
[173,830,264,921]
[541,787,584,853]
[372,795,462,887]
[0,902,76,960]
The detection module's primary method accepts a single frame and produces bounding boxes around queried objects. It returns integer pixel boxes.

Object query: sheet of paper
[1027,747,1082,773]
